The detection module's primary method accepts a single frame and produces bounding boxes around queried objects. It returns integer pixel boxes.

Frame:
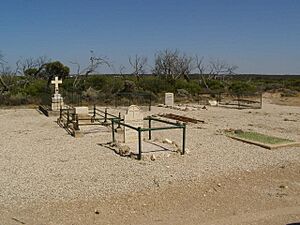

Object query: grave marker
[51,76,64,111]
[123,105,144,144]
[165,92,174,106]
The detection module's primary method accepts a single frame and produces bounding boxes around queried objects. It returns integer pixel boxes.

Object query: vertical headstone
[51,76,64,111]
[123,105,144,144]
[165,92,174,106]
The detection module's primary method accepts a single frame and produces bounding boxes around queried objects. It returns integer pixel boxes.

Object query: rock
[150,154,156,161]
[94,209,99,214]
[279,185,288,189]
[217,183,221,187]
[172,141,179,148]
[208,100,218,106]
[119,145,130,156]
[163,138,173,144]
[234,129,244,134]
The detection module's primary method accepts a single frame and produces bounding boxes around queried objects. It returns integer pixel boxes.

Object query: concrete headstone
[51,76,64,111]
[165,92,174,106]
[123,105,144,144]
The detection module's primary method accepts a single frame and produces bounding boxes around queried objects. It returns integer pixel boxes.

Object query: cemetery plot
[57,105,120,137]
[111,105,186,160]
[226,130,300,149]
[158,113,205,124]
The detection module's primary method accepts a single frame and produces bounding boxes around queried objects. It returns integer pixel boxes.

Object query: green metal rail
[111,116,186,160]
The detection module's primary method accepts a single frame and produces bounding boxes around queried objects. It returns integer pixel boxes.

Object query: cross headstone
[51,76,62,95]
[51,76,64,111]
[165,92,174,106]
[123,105,144,144]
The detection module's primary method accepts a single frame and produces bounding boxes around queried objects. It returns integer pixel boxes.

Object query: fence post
[182,123,186,155]
[138,127,142,160]
[93,104,96,117]
[148,118,152,140]
[111,119,115,143]
[104,108,107,123]
[149,95,152,111]
[117,112,121,129]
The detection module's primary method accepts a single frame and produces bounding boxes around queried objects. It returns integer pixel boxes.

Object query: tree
[70,51,110,89]
[153,49,193,80]
[128,54,147,79]
[208,58,238,80]
[16,56,50,76]
[0,52,9,93]
[194,55,209,89]
[43,61,70,86]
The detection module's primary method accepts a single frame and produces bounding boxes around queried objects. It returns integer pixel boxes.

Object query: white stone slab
[123,105,143,144]
[165,92,174,106]
[74,106,89,115]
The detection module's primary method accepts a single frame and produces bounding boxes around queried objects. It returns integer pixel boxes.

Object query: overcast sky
[1,0,300,74]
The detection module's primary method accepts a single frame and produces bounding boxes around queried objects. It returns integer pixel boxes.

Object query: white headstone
[123,105,144,144]
[165,92,174,106]
[51,76,64,111]
[51,76,62,95]
[74,106,89,115]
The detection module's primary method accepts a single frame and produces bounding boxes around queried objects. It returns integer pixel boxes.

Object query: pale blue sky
[1,0,300,74]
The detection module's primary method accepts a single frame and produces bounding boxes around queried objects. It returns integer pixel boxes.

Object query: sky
[1,0,300,74]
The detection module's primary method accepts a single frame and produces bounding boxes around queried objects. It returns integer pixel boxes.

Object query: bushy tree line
[0,49,299,106]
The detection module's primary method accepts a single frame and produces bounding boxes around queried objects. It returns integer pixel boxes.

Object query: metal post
[111,119,115,143]
[117,112,121,129]
[148,118,152,140]
[138,127,142,160]
[93,104,96,117]
[149,95,152,111]
[182,123,186,155]
[67,110,70,126]
[59,107,62,120]
[104,108,107,123]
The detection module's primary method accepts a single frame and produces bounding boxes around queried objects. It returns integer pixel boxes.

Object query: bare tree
[208,58,238,80]
[71,51,111,88]
[118,65,126,78]
[0,52,9,92]
[15,56,50,76]
[194,55,209,89]
[153,49,193,80]
[128,55,147,78]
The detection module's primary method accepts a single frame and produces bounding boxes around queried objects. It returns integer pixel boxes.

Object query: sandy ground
[0,99,299,225]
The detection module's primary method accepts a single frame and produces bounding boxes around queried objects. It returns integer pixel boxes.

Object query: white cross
[51,76,62,94]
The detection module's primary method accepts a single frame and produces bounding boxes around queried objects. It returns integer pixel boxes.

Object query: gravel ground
[0,102,299,213]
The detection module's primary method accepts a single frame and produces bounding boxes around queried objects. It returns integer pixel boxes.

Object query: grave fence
[111,116,186,160]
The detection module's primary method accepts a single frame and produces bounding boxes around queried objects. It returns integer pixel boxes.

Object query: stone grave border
[197,91,263,109]
[57,105,121,137]
[111,116,186,160]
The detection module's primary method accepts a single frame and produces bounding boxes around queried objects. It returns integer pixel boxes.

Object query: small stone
[279,185,288,189]
[163,138,173,144]
[94,210,99,214]
[119,145,130,156]
[150,154,156,161]
[217,183,221,187]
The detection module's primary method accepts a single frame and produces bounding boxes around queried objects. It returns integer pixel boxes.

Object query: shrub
[229,81,256,95]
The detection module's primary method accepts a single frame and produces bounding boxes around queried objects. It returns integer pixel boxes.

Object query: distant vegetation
[0,49,299,106]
